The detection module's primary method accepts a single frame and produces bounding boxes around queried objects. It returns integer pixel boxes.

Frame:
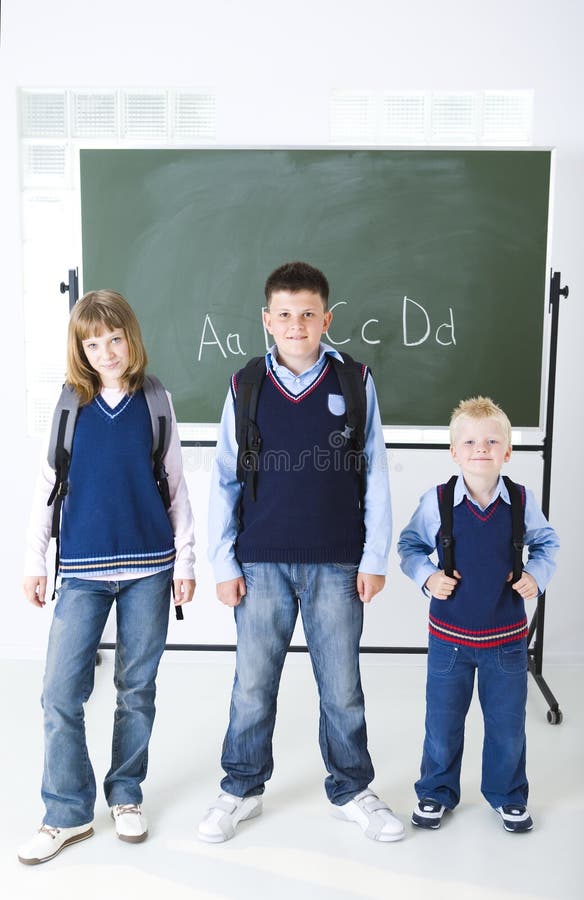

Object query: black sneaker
[411,798,446,829]
[496,805,533,833]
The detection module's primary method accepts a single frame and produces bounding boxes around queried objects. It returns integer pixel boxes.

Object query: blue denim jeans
[220,562,374,805]
[416,634,529,810]
[41,570,172,826]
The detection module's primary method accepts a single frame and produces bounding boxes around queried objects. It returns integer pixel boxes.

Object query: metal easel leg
[527,594,563,724]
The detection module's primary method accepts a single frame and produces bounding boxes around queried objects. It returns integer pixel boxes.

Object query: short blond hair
[450,396,512,448]
[66,290,147,404]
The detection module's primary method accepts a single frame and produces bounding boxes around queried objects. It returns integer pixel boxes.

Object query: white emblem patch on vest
[328,393,346,416]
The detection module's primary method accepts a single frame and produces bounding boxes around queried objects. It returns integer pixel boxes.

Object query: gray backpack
[47,374,172,541]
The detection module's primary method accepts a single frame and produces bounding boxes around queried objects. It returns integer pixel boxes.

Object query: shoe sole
[117,829,149,843]
[17,826,94,865]
[502,821,533,833]
[366,830,405,842]
[411,815,441,829]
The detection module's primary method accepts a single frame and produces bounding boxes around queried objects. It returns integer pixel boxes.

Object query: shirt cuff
[358,550,388,576]
[172,561,196,581]
[213,558,244,584]
[415,560,440,592]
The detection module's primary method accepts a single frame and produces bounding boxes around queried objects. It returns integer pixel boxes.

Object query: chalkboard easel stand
[525,269,568,724]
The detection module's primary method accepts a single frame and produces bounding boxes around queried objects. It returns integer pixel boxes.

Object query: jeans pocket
[498,640,528,674]
[427,635,458,675]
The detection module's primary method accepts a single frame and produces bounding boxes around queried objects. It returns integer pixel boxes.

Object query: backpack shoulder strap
[234,357,266,498]
[330,352,367,451]
[330,352,369,506]
[143,374,172,457]
[47,385,80,534]
[437,475,458,577]
[47,384,79,474]
[502,475,526,584]
[143,374,172,510]
[46,384,81,600]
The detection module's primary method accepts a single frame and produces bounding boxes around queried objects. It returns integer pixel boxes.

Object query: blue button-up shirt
[398,473,559,594]
[208,343,392,582]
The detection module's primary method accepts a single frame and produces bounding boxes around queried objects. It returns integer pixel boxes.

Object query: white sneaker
[332,789,405,842]
[111,804,148,843]
[17,822,94,865]
[197,792,263,843]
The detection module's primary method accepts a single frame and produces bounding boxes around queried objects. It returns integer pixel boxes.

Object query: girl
[18,290,195,864]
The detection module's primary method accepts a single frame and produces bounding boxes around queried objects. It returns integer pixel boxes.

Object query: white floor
[2,653,582,900]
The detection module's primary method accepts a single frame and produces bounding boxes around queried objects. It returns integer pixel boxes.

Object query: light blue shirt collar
[455,473,510,509]
[266,341,345,379]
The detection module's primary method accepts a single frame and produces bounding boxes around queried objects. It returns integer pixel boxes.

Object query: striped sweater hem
[59,548,176,577]
[428,613,528,648]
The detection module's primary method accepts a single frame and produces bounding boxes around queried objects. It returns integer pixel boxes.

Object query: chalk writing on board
[402,296,456,347]
[196,297,456,362]
[197,314,248,361]
[327,301,380,346]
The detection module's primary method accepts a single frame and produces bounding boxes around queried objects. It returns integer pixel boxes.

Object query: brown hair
[264,261,329,309]
[66,290,147,404]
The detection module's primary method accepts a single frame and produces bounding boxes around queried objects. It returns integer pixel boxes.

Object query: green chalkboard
[80,148,551,427]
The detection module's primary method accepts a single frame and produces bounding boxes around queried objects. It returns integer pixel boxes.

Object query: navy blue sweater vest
[59,391,175,577]
[235,361,365,564]
[430,486,527,648]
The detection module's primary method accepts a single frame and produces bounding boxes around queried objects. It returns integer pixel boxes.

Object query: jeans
[220,562,374,805]
[41,570,172,826]
[416,634,529,810]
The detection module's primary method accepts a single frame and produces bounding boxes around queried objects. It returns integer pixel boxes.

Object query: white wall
[1,0,582,660]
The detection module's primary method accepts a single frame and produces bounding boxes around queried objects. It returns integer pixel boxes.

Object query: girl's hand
[23,576,47,608]
[173,578,195,607]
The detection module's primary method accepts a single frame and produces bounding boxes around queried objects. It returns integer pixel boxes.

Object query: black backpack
[438,474,525,583]
[234,352,368,502]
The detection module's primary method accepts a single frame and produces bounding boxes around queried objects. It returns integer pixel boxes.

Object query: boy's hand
[173,578,196,607]
[23,575,47,608]
[508,571,539,600]
[357,572,385,603]
[425,570,461,600]
[216,577,246,607]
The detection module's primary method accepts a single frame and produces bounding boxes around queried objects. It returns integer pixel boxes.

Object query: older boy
[199,261,403,843]
[398,397,559,833]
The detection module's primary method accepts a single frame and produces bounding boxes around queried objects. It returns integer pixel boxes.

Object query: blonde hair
[66,290,147,404]
[450,396,512,448]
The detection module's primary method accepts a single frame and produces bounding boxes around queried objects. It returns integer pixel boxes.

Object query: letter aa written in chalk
[198,314,246,361]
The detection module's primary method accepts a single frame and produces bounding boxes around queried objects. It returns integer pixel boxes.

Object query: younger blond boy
[398,397,559,833]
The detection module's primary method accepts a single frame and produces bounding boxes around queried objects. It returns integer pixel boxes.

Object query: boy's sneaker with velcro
[198,793,263,843]
[332,789,405,842]
[495,804,533,833]
[411,798,447,829]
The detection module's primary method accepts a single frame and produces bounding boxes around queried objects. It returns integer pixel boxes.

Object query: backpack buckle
[57,480,69,498]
